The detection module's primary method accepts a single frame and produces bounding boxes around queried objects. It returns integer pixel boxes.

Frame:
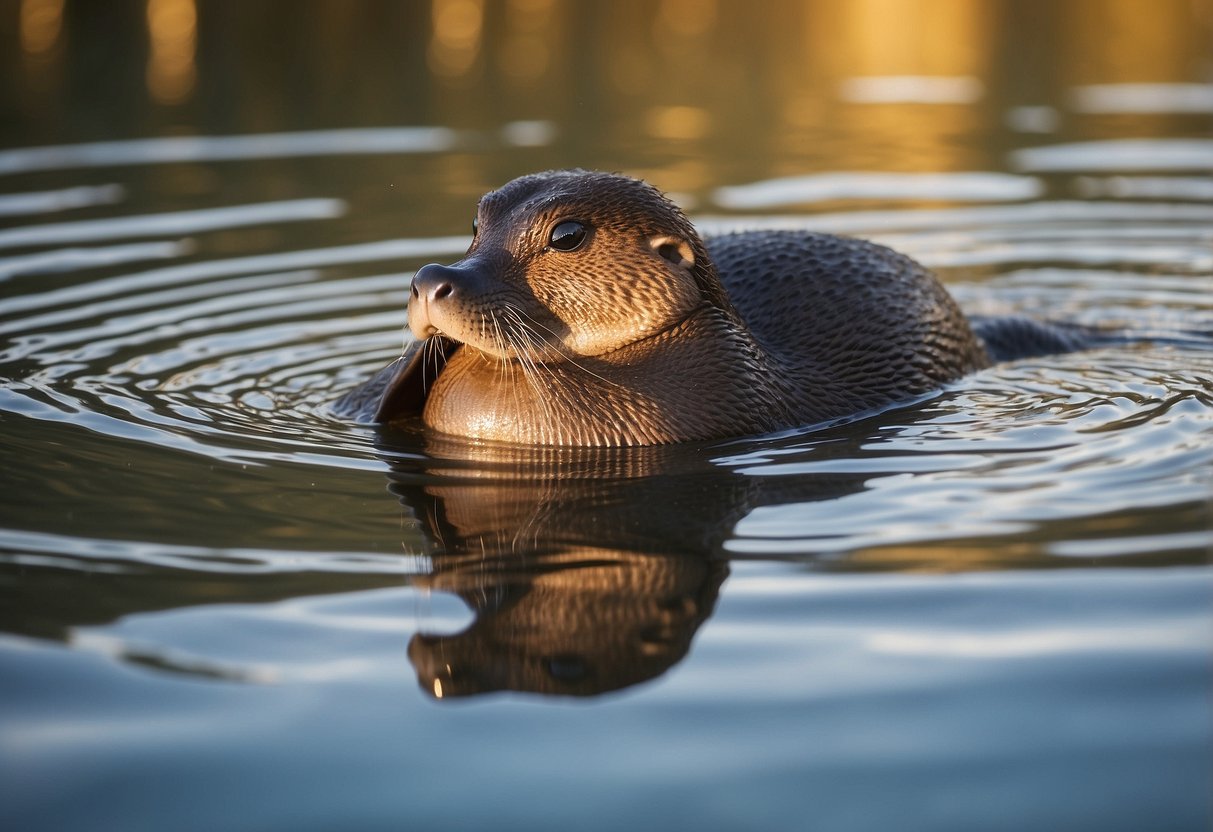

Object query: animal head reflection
[408,548,727,698]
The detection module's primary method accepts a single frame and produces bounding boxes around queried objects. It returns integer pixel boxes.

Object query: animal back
[705,230,988,418]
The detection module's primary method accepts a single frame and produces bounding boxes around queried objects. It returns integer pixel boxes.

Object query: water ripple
[0,140,1210,565]
[714,172,1042,209]
[1070,83,1213,115]
[0,127,467,175]
[1010,139,1213,172]
[0,184,125,217]
[0,198,346,251]
[727,353,1213,555]
[699,201,1213,271]
[0,237,468,318]
[0,240,193,281]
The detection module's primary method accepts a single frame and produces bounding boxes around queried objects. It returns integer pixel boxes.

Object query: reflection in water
[837,76,984,105]
[387,439,736,697]
[0,128,470,175]
[1058,0,1208,86]
[1011,138,1213,173]
[145,0,197,105]
[365,326,1213,699]
[411,549,727,699]
[0,1,1208,829]
[429,0,485,79]
[3,0,1208,194]
[1074,175,1213,201]
[822,0,992,79]
[645,104,713,142]
[19,0,64,55]
[1071,83,1213,115]
[0,0,1205,817]
[497,0,557,83]
[713,171,1042,208]
[380,433,868,698]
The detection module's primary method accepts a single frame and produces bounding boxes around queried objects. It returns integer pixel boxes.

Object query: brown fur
[336,170,991,446]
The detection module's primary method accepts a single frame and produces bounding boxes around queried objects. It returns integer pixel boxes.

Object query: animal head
[407,169,725,360]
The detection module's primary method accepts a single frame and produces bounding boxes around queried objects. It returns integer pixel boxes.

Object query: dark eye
[548,221,587,252]
[471,216,478,236]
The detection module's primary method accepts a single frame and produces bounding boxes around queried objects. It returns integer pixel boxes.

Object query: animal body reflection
[381,431,868,699]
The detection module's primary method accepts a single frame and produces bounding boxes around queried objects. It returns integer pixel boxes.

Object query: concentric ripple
[0,131,1211,562]
[2,239,471,467]
[723,350,1213,559]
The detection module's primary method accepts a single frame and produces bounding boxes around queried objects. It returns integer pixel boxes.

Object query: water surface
[1,2,1211,830]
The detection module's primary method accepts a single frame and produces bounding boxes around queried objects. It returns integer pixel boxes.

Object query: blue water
[2,2,1212,830]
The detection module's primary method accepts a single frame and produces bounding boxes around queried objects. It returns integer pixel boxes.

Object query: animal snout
[408,263,473,340]
[411,264,458,303]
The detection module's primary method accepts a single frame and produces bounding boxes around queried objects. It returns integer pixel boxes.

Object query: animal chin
[373,335,461,422]
[407,308,438,340]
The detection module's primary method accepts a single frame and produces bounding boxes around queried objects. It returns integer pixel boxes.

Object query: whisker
[501,305,561,443]
[511,305,629,390]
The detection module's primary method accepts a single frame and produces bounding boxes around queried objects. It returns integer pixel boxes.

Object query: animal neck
[423,306,789,446]
[691,259,747,330]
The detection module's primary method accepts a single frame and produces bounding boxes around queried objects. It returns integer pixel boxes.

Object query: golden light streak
[654,0,717,38]
[645,105,712,140]
[429,0,485,79]
[20,0,65,55]
[146,0,197,105]
[498,0,556,83]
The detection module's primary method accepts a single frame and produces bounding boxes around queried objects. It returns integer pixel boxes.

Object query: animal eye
[548,221,587,252]
[471,216,478,236]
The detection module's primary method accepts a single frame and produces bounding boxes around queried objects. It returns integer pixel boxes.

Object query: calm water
[2,1,1212,830]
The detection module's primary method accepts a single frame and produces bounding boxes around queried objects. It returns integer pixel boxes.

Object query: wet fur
[337,170,991,446]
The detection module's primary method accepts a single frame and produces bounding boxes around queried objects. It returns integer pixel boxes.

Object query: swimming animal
[335,169,1084,446]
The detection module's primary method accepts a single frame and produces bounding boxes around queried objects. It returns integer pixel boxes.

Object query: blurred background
[3,0,1210,233]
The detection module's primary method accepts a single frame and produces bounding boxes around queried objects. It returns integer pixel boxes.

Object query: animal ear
[649,235,695,271]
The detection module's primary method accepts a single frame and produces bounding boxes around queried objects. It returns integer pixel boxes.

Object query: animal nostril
[411,264,461,305]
